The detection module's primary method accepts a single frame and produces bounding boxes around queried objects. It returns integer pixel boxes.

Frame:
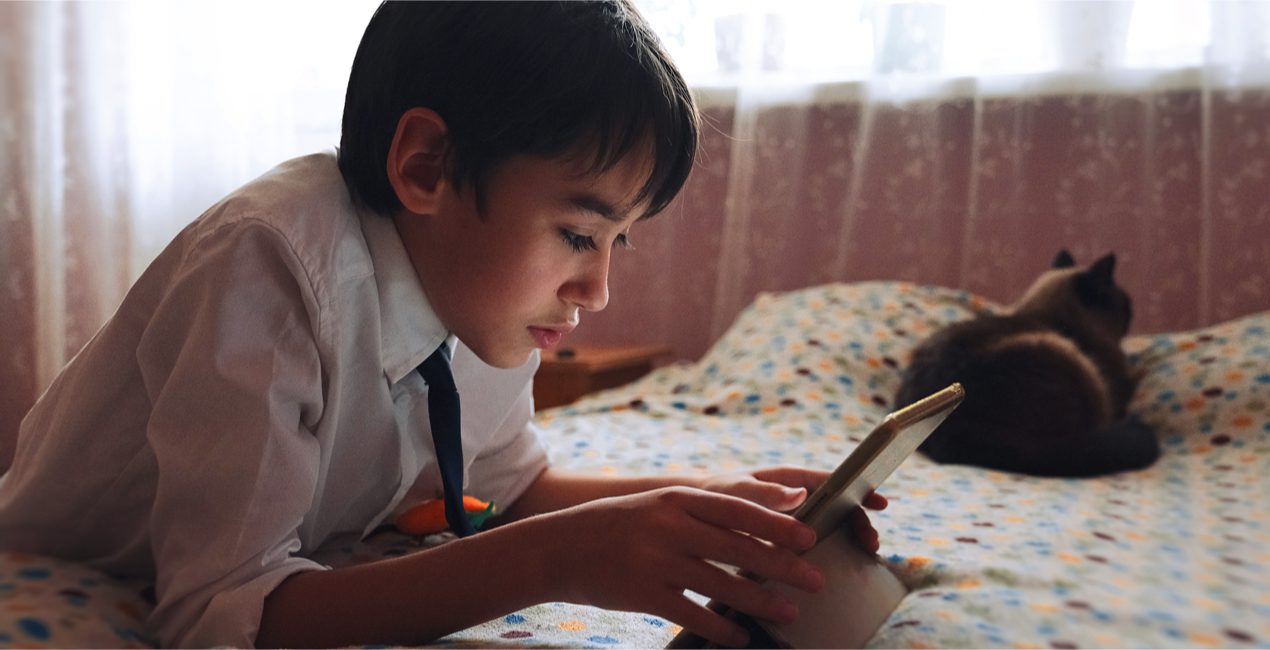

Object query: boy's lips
[528,323,574,349]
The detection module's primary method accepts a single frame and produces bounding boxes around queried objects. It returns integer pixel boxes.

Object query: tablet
[793,381,964,540]
[665,382,964,649]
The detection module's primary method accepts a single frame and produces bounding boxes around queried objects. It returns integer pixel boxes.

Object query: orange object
[394,496,494,535]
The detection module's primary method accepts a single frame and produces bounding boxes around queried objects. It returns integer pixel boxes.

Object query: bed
[2,281,1267,648]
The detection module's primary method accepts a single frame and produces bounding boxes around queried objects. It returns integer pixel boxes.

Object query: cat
[893,250,1160,477]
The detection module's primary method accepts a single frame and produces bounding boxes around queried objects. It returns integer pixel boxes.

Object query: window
[637,0,1268,88]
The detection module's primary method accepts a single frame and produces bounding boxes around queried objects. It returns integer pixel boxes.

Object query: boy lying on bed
[0,2,885,647]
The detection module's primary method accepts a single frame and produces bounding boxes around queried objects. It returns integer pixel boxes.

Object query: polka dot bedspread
[2,281,1266,648]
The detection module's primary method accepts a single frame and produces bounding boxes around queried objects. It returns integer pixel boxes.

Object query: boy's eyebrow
[568,193,627,222]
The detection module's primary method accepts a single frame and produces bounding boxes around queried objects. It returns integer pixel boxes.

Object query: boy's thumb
[783,485,808,504]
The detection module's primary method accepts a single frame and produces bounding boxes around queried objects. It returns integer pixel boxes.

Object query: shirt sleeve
[135,218,327,648]
[466,379,550,510]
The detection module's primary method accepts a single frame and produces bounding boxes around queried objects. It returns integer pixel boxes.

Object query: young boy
[0,2,884,647]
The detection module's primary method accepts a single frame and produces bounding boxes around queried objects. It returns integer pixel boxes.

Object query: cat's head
[1009,250,1133,340]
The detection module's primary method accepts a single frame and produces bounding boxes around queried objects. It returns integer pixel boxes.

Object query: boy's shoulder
[186,152,375,285]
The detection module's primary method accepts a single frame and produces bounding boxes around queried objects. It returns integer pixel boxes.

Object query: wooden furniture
[533,344,672,409]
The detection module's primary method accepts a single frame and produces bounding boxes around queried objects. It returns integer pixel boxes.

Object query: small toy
[394,496,496,535]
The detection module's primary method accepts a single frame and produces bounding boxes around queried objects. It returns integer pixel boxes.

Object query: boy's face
[394,150,652,369]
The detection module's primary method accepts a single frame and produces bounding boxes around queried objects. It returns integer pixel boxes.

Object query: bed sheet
[519,281,1269,648]
[2,281,1266,648]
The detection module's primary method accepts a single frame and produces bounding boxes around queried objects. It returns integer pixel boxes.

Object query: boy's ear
[386,108,449,215]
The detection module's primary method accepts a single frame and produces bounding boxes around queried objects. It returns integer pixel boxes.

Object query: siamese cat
[894,250,1159,477]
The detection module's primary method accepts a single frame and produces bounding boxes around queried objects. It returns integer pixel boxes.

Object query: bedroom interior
[1,1,1267,647]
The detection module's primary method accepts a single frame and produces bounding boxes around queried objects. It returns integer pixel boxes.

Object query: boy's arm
[259,483,825,648]
[501,466,887,551]
[502,465,828,522]
[256,515,556,648]
[135,221,333,647]
[500,464,868,520]
[497,467,713,519]
[257,471,777,646]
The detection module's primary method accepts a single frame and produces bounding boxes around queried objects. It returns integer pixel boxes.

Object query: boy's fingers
[672,490,815,552]
[659,595,751,649]
[676,561,801,631]
[688,525,823,593]
[732,482,806,513]
[752,466,828,491]
[862,490,889,511]
[848,506,881,553]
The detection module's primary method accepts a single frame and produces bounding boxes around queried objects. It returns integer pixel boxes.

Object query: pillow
[541,281,1269,472]
[1127,311,1270,451]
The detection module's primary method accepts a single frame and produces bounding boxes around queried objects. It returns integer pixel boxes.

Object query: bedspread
[2,281,1267,648]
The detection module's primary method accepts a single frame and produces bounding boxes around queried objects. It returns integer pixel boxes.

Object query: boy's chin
[467,342,537,370]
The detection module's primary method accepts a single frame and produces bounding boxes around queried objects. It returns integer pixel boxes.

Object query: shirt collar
[359,208,450,384]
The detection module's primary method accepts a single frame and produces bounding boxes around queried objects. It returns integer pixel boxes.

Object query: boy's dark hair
[338,0,699,219]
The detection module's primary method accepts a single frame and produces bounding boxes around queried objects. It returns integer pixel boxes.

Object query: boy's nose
[562,257,610,312]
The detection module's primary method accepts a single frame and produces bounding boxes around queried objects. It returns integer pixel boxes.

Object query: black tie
[417,343,476,537]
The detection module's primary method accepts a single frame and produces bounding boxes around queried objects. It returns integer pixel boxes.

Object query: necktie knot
[418,344,457,393]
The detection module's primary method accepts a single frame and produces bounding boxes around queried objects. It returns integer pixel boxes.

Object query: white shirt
[0,153,549,648]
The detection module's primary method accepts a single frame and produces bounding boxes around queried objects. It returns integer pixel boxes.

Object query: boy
[0,2,884,647]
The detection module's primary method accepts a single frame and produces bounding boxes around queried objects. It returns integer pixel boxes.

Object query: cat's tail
[986,414,1161,478]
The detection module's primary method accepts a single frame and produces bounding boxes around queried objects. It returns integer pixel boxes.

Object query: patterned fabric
[0,552,150,648]
[2,281,1266,648]
[525,281,1269,648]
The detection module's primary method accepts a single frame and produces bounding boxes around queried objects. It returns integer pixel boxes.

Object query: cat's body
[894,251,1160,477]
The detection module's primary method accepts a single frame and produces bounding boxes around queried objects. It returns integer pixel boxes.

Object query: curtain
[0,0,373,466]
[4,1,1270,466]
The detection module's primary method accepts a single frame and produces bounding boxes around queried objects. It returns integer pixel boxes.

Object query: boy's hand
[542,487,824,647]
[698,465,889,553]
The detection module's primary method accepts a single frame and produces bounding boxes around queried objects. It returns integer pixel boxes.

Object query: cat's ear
[1053,250,1076,269]
[1076,253,1117,305]
[1089,253,1117,280]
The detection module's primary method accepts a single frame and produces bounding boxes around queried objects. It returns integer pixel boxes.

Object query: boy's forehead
[559,139,655,178]
[553,148,657,213]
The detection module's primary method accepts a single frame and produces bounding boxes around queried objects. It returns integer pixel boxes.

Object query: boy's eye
[560,229,598,252]
[560,229,633,252]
